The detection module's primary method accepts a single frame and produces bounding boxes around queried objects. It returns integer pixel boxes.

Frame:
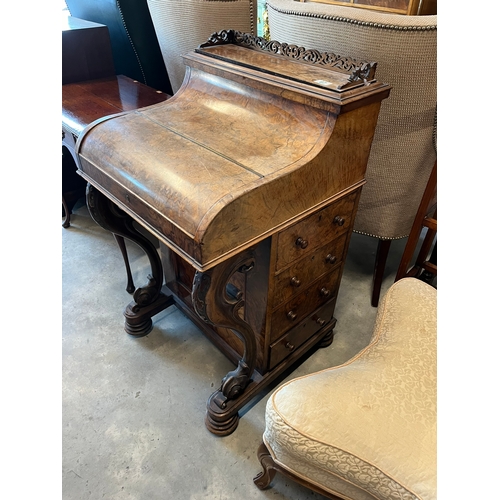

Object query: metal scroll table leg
[86,184,174,336]
[192,249,257,436]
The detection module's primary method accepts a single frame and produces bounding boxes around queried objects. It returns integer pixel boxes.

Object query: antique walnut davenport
[75,31,390,435]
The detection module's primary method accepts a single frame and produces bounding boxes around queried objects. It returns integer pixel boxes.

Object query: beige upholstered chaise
[147,0,257,93]
[266,1,437,306]
[254,277,437,499]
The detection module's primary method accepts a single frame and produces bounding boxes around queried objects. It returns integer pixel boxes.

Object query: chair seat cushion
[263,278,437,500]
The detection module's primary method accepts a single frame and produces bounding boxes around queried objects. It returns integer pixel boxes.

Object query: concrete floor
[62,200,418,500]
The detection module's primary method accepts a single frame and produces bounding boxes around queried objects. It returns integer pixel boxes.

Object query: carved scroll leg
[253,442,277,489]
[192,249,257,436]
[86,184,174,337]
[113,234,135,294]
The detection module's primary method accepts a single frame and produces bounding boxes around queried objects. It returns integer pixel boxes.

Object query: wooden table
[75,31,391,435]
[62,75,170,228]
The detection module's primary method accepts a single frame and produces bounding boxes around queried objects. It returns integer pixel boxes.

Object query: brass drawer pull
[285,342,295,351]
[326,253,337,264]
[320,287,331,297]
[287,310,297,321]
[295,237,309,249]
[333,215,345,226]
[290,276,301,287]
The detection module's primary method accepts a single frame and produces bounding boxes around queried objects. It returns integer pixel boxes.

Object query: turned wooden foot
[205,408,240,436]
[318,327,335,348]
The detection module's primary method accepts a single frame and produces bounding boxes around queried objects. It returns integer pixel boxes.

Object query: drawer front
[270,267,341,342]
[269,299,337,370]
[275,192,357,271]
[272,234,347,307]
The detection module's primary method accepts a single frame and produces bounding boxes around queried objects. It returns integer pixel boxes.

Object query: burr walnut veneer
[75,31,390,435]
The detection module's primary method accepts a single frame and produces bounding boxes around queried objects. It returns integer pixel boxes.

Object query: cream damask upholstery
[147,0,257,93]
[260,278,437,500]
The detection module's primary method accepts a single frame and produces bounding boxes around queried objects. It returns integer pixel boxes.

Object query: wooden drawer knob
[287,310,297,321]
[290,276,301,287]
[326,253,337,264]
[320,287,331,297]
[315,317,326,327]
[295,237,309,249]
[285,342,295,351]
[333,215,345,226]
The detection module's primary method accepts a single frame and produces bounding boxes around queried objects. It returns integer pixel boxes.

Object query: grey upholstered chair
[147,0,257,93]
[266,0,437,305]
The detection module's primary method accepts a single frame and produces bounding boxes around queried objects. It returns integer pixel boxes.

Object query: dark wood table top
[62,75,170,136]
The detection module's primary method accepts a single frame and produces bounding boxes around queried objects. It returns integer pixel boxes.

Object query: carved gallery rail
[75,30,390,435]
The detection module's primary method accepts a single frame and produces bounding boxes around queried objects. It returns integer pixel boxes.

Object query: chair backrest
[266,0,437,240]
[65,0,173,94]
[147,0,257,94]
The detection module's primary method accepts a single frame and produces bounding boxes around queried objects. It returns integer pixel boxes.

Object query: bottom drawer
[268,299,337,370]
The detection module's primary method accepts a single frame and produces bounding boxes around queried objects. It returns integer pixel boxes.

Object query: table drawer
[269,299,337,370]
[272,234,347,307]
[275,192,357,271]
[270,267,341,342]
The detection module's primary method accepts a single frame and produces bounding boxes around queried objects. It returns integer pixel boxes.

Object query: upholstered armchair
[64,0,173,94]
[266,0,437,305]
[146,0,257,93]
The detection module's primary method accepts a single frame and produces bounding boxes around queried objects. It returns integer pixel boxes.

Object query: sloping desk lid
[77,31,390,270]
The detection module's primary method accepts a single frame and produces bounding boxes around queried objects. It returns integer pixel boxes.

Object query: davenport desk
[75,31,390,435]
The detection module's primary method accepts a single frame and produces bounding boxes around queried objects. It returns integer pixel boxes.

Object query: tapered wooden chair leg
[371,239,391,307]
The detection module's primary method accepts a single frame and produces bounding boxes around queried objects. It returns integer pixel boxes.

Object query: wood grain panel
[272,234,347,307]
[275,192,356,271]
[270,267,341,341]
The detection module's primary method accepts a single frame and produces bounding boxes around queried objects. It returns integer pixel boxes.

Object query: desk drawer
[270,267,341,342]
[275,192,357,271]
[272,234,347,307]
[269,299,337,370]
